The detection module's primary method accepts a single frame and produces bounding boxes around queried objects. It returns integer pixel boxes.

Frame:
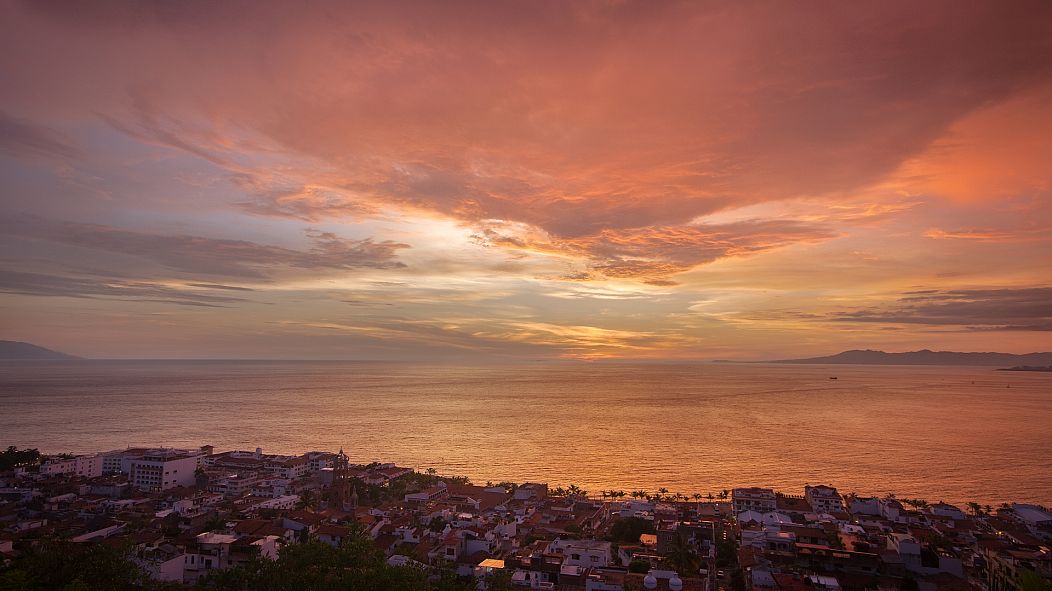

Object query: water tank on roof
[643,573,658,589]
[669,575,684,591]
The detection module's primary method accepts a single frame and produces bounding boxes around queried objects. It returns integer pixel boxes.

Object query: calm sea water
[1,361,1049,506]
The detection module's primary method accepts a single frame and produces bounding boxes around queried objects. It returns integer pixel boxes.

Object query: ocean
[1,360,1049,506]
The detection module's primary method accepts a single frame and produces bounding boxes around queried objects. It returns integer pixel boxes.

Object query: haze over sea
[2,361,1049,507]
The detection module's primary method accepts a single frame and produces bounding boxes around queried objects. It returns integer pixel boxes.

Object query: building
[547,539,612,567]
[183,532,279,583]
[103,446,210,476]
[1010,504,1052,528]
[804,485,844,514]
[986,547,1052,591]
[40,454,102,478]
[209,472,261,498]
[733,488,777,514]
[264,455,310,479]
[129,450,203,492]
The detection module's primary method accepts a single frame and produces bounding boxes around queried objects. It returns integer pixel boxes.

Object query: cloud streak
[1,215,409,279]
[829,288,1052,331]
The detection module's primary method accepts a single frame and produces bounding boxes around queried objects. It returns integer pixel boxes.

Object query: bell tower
[333,448,350,511]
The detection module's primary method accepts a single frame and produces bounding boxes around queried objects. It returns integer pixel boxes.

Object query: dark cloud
[0,215,410,279]
[0,270,249,307]
[830,288,1052,331]
[0,110,80,161]
[184,283,256,292]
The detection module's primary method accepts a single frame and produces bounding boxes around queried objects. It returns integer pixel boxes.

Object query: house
[547,538,612,567]
[134,542,185,582]
[406,482,449,503]
[804,485,844,514]
[929,503,967,521]
[183,532,278,582]
[317,523,355,547]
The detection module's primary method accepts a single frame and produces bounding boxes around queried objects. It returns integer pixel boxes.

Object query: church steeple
[333,448,351,511]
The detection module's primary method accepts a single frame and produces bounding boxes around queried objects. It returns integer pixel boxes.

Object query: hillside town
[0,445,1049,591]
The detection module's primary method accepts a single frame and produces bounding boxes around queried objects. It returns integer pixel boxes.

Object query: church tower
[333,448,350,511]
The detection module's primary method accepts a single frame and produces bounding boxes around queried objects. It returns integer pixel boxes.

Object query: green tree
[428,516,448,533]
[1018,570,1052,591]
[608,517,656,544]
[0,446,41,471]
[295,489,317,511]
[731,569,747,591]
[0,539,154,591]
[664,534,699,576]
[628,560,651,574]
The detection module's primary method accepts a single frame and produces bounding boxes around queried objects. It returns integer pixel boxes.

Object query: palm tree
[632,490,647,499]
[967,502,982,516]
[296,489,317,511]
[706,492,714,501]
[718,489,729,500]
[665,534,700,576]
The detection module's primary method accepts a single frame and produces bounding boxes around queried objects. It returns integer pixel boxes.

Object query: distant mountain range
[0,341,80,360]
[752,349,1052,366]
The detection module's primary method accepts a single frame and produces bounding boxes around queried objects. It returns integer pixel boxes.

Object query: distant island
[0,340,80,360]
[726,349,1052,366]
[998,366,1052,372]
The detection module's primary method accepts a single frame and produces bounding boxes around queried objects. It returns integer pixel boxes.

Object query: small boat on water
[829,376,838,380]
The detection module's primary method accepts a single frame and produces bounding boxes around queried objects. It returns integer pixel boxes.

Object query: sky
[1,0,1051,361]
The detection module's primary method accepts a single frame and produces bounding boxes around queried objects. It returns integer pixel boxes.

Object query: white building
[887,532,921,570]
[183,532,278,583]
[40,454,102,478]
[103,446,209,477]
[129,450,202,491]
[804,485,844,514]
[1011,504,1052,527]
[251,495,300,511]
[136,545,185,583]
[848,496,881,516]
[929,502,967,520]
[209,472,261,498]
[737,510,793,526]
[733,488,777,514]
[264,455,310,479]
[547,539,612,567]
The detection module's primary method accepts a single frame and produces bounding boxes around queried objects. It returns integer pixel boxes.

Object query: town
[0,445,1049,591]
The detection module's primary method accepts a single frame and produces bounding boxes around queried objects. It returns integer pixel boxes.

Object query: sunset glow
[2,1,1050,360]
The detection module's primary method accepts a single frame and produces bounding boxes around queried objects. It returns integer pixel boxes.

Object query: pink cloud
[4,1,1050,249]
